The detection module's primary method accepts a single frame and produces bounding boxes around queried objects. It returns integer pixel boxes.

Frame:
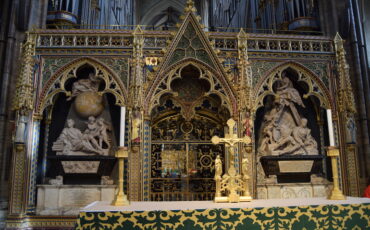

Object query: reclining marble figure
[52,118,111,156]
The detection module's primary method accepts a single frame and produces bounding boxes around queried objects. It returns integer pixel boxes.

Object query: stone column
[25,116,41,213]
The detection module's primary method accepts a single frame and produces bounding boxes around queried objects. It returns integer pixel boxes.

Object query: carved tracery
[253,63,331,113]
[147,62,232,117]
[36,58,128,114]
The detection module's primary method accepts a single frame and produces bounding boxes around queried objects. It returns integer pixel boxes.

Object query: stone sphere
[74,92,104,118]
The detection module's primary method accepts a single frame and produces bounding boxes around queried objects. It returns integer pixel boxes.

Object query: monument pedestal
[48,155,116,184]
[36,185,116,215]
[257,182,332,199]
[260,155,324,183]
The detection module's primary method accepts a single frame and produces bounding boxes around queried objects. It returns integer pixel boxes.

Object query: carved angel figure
[276,74,305,108]
[67,73,100,100]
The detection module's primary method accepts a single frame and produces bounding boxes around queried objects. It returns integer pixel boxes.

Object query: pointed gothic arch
[144,58,238,117]
[139,0,184,27]
[144,8,238,117]
[252,61,332,112]
[35,57,128,115]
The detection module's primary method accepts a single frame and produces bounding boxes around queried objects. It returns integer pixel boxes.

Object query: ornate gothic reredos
[36,57,128,115]
[144,2,237,117]
[252,62,332,113]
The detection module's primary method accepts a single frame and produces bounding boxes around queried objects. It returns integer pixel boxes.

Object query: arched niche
[36,57,128,115]
[139,0,185,28]
[255,67,325,153]
[253,65,332,184]
[35,58,128,184]
[252,62,332,113]
[147,63,231,201]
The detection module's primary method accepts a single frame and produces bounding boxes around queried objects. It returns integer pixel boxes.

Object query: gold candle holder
[327,146,346,200]
[112,147,130,206]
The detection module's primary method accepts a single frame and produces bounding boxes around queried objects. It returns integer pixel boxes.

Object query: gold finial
[237,28,247,39]
[334,32,343,43]
[184,0,197,13]
[133,25,143,35]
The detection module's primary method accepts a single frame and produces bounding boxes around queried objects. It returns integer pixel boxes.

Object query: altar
[76,197,370,229]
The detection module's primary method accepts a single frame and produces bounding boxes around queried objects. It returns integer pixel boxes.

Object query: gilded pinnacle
[184,0,196,13]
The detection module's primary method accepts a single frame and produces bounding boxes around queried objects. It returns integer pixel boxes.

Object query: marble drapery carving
[258,75,318,156]
[67,73,101,100]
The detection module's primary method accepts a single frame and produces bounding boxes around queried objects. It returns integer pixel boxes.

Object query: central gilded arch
[140,7,240,201]
[146,60,235,201]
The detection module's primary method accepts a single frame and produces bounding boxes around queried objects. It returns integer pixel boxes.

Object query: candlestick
[327,147,346,200]
[326,109,335,146]
[112,147,129,206]
[120,107,126,146]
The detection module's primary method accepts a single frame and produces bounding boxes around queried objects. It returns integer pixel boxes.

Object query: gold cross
[211,118,252,203]
[211,118,251,166]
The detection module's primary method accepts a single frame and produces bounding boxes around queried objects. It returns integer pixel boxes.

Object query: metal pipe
[353,0,370,92]
[348,0,370,178]
[0,0,18,183]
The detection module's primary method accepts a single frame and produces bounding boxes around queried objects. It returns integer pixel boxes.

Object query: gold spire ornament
[12,32,36,114]
[212,118,252,202]
[334,33,356,114]
[184,0,197,13]
[236,28,253,112]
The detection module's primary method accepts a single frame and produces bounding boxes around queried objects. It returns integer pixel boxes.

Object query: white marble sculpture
[258,75,318,156]
[15,115,28,143]
[101,176,114,185]
[61,161,100,173]
[49,175,63,185]
[67,73,100,100]
[52,117,111,156]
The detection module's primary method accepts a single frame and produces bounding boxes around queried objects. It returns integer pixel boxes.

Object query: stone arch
[144,58,238,117]
[252,61,332,112]
[139,0,184,26]
[35,57,128,115]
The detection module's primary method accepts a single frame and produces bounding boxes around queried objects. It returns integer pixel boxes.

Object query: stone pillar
[0,3,19,217]
[25,116,41,213]
[348,0,370,182]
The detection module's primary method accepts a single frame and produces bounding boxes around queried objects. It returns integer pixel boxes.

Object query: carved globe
[74,92,104,118]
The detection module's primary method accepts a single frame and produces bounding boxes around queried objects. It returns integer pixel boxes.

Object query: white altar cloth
[82,197,370,212]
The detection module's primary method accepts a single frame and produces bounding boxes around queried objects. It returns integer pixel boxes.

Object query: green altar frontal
[76,202,370,229]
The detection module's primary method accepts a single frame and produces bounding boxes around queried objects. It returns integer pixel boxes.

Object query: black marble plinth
[47,155,116,184]
[260,155,324,183]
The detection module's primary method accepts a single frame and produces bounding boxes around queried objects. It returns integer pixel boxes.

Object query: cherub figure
[96,118,112,150]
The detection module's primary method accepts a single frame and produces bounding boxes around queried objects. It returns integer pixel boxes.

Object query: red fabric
[364,185,370,198]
